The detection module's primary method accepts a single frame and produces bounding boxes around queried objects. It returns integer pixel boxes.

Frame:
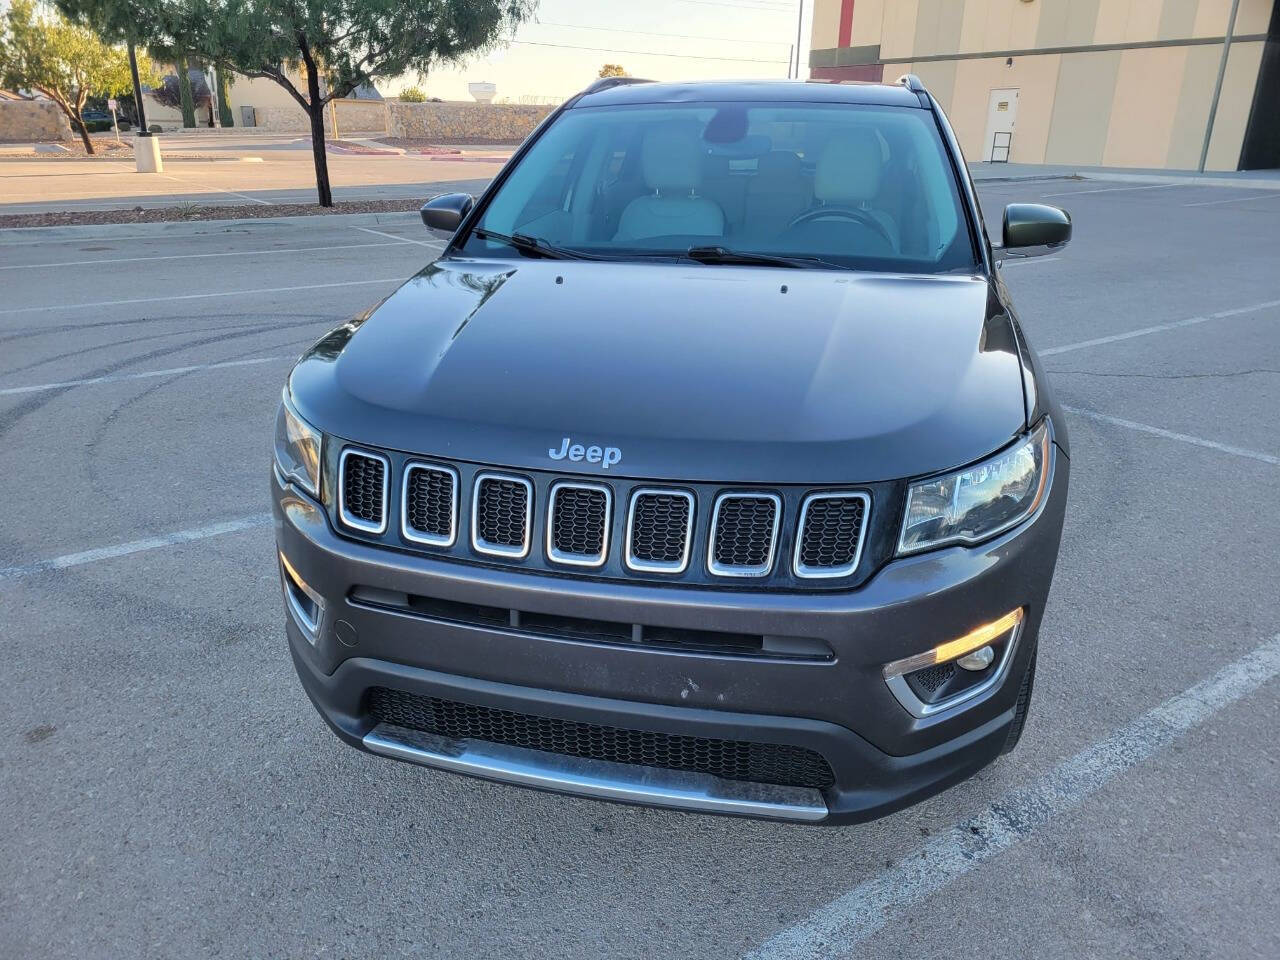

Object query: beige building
[809,0,1280,171]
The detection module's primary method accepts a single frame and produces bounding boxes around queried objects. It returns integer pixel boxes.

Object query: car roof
[571,79,924,110]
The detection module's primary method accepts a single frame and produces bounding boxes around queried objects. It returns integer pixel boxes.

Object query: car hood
[289,258,1027,483]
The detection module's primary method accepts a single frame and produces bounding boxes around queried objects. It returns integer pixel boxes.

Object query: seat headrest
[814,129,883,203]
[642,123,705,193]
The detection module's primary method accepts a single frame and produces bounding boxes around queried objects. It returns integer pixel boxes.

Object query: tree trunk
[73,115,95,154]
[303,68,333,207]
[177,56,197,128]
[217,70,234,127]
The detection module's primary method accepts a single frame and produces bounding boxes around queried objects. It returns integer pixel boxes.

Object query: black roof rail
[582,76,655,95]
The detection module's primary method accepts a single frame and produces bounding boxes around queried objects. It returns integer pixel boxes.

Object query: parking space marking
[999,256,1060,267]
[353,226,446,248]
[1062,406,1279,466]
[161,173,273,206]
[1184,192,1280,207]
[0,240,410,271]
[1039,183,1185,199]
[1040,296,1280,356]
[0,276,407,316]
[0,355,294,396]
[748,631,1280,960]
[0,514,271,582]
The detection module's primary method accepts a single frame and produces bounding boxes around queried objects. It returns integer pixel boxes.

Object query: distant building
[809,0,1280,171]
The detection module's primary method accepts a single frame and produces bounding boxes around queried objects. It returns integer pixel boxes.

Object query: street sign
[108,99,118,111]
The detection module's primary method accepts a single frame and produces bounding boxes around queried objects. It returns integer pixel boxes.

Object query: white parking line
[0,355,294,396]
[747,631,1280,960]
[161,173,273,205]
[1040,296,1280,356]
[0,276,406,316]
[999,256,1060,267]
[0,240,410,271]
[1062,406,1280,466]
[1039,183,1186,199]
[353,226,446,248]
[1183,192,1280,207]
[0,514,272,582]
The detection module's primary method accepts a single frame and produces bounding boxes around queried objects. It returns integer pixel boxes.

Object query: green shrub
[398,86,427,103]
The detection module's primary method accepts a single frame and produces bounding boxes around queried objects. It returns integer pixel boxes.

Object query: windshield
[461,100,977,273]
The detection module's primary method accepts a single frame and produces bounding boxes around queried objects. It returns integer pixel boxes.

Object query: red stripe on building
[837,0,855,48]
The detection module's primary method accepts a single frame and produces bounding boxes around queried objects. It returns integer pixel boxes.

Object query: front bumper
[274,447,1068,824]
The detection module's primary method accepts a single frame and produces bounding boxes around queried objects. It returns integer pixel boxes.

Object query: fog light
[956,645,995,671]
[280,551,324,640]
[883,608,1024,678]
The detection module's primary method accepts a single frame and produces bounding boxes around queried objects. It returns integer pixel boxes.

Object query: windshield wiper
[472,228,597,261]
[684,246,848,270]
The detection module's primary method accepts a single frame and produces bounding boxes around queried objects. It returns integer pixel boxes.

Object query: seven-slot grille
[338,449,389,533]
[472,473,533,558]
[626,489,695,573]
[336,446,873,582]
[402,463,458,547]
[709,493,781,577]
[794,492,870,578]
[547,482,611,567]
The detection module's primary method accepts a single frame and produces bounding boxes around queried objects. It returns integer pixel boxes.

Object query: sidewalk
[970,161,1280,190]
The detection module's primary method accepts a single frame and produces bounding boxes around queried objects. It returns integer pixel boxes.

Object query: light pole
[792,1,805,80]
[1199,0,1241,172]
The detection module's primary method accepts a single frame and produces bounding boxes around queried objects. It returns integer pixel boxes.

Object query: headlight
[898,420,1051,554]
[274,388,322,497]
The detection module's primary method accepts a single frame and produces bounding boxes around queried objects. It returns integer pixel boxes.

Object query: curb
[1076,171,1280,191]
[0,209,422,243]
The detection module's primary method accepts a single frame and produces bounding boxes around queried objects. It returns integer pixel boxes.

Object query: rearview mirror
[420,193,474,234]
[1000,203,1071,259]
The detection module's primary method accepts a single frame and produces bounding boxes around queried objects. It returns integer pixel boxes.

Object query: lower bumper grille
[367,687,836,790]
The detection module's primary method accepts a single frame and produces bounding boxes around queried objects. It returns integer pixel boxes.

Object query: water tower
[468,82,497,104]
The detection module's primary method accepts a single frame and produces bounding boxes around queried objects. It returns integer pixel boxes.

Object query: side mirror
[1000,203,1071,259]
[420,193,474,234]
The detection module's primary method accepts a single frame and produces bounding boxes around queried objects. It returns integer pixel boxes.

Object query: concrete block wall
[388,101,554,142]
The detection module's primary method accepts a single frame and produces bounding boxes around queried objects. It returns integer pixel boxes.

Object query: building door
[983,88,1019,162]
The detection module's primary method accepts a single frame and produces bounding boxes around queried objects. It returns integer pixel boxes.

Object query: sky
[388,0,813,103]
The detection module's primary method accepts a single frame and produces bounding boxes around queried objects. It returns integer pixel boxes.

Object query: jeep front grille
[547,482,610,567]
[472,473,533,558]
[709,493,780,577]
[338,449,389,534]
[402,463,458,547]
[794,492,870,578]
[367,687,836,790]
[626,489,694,573]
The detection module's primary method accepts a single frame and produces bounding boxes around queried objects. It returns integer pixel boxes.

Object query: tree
[175,52,196,126]
[151,0,539,206]
[0,0,152,153]
[215,67,233,125]
[598,63,626,78]
[152,66,210,112]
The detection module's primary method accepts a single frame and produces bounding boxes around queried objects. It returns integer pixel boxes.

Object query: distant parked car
[81,110,113,132]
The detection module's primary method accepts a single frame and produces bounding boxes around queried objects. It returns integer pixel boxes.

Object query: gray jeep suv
[272,75,1072,824]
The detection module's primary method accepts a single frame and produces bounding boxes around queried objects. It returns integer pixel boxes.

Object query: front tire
[1000,643,1038,754]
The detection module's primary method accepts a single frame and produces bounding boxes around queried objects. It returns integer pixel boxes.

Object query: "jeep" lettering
[548,436,622,469]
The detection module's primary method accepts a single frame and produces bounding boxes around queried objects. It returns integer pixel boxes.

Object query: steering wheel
[787,207,894,248]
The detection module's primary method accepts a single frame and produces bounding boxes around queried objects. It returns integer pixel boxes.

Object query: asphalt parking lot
[2,177,1279,959]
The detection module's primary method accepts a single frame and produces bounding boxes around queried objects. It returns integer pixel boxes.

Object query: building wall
[810,0,1279,170]
[0,99,72,142]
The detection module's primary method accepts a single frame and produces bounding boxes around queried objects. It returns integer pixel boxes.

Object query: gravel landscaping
[0,197,423,228]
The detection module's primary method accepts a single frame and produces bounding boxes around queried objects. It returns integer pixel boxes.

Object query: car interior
[475,102,969,269]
